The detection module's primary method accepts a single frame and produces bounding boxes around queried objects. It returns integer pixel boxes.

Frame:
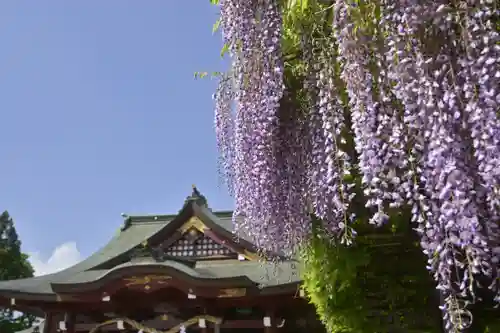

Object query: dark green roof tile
[195,260,300,287]
[0,221,167,295]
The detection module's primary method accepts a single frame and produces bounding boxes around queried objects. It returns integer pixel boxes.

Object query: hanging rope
[88,315,223,333]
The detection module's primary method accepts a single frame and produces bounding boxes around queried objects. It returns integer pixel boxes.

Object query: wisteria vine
[213,0,499,331]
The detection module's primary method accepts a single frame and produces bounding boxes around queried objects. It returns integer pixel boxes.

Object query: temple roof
[0,187,299,305]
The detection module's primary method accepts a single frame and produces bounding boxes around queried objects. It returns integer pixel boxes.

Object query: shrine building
[0,187,322,333]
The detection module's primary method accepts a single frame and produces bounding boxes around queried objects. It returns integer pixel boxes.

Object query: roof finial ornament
[192,184,202,197]
[186,185,208,207]
[120,213,132,231]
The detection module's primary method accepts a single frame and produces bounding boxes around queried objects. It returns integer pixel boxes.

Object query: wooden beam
[0,290,302,312]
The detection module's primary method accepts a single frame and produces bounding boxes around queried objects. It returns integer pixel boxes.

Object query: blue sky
[0,1,233,275]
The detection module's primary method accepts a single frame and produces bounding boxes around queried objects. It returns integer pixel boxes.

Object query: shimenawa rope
[88,315,222,333]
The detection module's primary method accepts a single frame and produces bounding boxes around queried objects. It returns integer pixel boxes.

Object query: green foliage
[301,221,441,332]
[0,211,36,333]
[193,71,223,80]
[212,18,221,34]
[300,231,370,332]
[483,322,500,333]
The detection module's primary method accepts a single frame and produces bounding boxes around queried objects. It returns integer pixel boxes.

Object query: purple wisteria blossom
[215,0,500,330]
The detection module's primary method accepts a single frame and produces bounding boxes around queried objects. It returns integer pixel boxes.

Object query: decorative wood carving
[123,275,171,292]
[165,230,238,259]
[127,215,259,261]
[217,288,246,298]
[241,249,259,261]
[178,216,207,234]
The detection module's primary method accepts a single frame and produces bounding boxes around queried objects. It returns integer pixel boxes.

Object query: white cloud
[28,242,82,276]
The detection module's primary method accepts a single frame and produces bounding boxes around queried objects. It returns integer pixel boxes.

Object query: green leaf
[286,0,309,11]
[220,43,229,58]
[338,281,350,292]
[193,72,209,80]
[212,18,221,34]
[210,0,219,5]
[300,0,309,11]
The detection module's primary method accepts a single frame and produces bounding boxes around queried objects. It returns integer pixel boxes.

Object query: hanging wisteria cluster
[214,0,499,331]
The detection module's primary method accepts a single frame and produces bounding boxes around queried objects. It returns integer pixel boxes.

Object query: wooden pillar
[42,312,54,333]
[64,312,76,333]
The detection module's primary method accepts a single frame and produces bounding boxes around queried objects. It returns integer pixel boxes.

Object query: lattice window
[164,233,236,259]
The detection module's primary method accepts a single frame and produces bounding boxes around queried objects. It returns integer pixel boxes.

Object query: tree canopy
[0,211,36,333]
[208,0,500,331]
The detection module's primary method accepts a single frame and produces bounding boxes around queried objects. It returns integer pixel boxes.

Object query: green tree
[0,211,36,333]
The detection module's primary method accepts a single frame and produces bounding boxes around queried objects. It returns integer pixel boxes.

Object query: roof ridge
[126,210,234,219]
